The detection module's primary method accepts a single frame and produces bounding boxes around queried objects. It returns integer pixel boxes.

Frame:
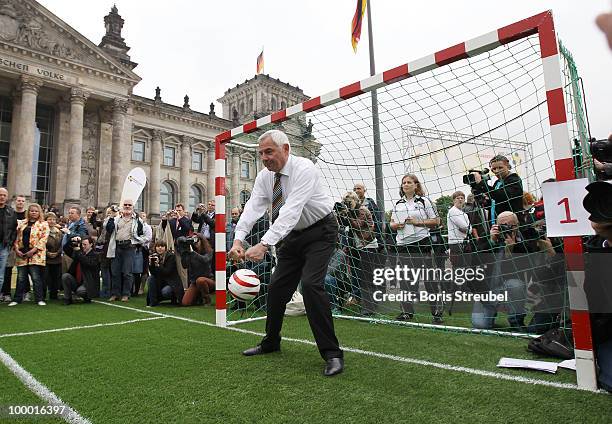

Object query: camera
[497,224,516,240]
[110,205,120,213]
[70,236,82,247]
[590,137,612,164]
[149,253,160,266]
[176,236,198,254]
[463,168,490,185]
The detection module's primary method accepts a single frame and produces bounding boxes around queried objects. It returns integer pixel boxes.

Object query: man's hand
[25,248,37,258]
[228,240,245,263]
[594,158,606,172]
[15,248,24,258]
[60,227,70,234]
[490,224,500,242]
[245,243,268,262]
[471,172,482,184]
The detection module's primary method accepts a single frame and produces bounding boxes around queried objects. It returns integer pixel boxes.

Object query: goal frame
[214,10,597,390]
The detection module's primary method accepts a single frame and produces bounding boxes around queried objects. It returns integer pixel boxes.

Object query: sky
[37,0,612,140]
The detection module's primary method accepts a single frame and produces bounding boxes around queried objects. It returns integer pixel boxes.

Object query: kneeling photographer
[176,234,214,306]
[62,236,100,305]
[467,155,524,225]
[470,211,538,331]
[147,240,183,306]
[582,181,612,392]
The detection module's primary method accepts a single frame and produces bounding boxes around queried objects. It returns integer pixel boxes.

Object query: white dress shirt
[446,205,470,245]
[391,195,437,246]
[234,154,332,246]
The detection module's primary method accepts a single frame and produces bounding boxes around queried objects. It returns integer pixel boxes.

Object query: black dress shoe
[323,357,344,377]
[242,345,280,356]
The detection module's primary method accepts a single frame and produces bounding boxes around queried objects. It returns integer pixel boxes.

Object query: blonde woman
[9,203,50,306]
[389,174,440,322]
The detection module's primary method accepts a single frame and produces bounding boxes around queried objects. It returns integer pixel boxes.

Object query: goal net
[214,10,594,386]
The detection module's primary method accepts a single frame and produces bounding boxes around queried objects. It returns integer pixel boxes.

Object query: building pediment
[0,0,140,85]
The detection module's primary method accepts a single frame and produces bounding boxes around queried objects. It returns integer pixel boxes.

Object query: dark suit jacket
[168,216,193,240]
[63,243,100,298]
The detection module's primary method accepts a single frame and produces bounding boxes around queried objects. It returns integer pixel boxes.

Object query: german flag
[351,0,367,53]
[256,50,264,74]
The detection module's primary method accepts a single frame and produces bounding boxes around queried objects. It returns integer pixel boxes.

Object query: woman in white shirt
[447,191,471,268]
[390,174,440,321]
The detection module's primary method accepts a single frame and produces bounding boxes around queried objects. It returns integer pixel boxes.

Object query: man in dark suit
[168,203,192,289]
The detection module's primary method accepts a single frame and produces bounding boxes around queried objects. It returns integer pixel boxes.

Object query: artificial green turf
[0,298,610,424]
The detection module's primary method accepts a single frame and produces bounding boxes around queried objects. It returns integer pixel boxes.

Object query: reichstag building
[0,0,315,219]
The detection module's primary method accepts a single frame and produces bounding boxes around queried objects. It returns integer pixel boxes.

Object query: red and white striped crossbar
[214,10,597,390]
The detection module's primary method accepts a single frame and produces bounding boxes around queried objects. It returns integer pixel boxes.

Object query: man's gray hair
[258,129,291,152]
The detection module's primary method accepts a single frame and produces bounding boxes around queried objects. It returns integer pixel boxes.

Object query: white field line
[0,347,92,424]
[0,317,167,339]
[93,301,605,394]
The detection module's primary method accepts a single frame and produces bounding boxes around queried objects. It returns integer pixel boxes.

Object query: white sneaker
[8,301,18,307]
[37,301,46,306]
[24,292,32,302]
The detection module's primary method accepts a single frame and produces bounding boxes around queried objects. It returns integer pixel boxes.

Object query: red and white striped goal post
[214,10,597,390]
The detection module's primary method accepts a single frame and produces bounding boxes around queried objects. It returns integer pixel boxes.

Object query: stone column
[7,76,42,200]
[180,136,193,207]
[51,100,70,204]
[110,98,129,203]
[206,141,215,202]
[64,88,89,205]
[96,105,113,208]
[149,129,164,217]
[7,88,22,197]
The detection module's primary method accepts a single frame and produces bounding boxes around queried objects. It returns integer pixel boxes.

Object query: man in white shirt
[229,129,344,377]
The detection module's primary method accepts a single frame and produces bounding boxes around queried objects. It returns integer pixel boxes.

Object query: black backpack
[527,327,574,360]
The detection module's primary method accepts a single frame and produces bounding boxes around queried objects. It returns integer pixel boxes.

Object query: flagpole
[366,0,385,216]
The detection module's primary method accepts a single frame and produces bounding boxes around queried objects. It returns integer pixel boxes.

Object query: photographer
[470,211,538,330]
[335,191,380,316]
[61,236,99,304]
[176,234,214,306]
[147,240,183,306]
[582,181,612,392]
[469,155,524,225]
[85,206,102,238]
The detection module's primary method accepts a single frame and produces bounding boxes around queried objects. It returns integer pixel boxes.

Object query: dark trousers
[44,263,62,299]
[261,214,343,360]
[61,273,89,301]
[1,265,11,296]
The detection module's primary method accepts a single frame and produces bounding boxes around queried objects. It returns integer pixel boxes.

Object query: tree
[435,195,454,230]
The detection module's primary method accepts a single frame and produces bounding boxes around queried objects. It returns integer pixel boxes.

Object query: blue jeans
[0,246,9,292]
[14,265,44,303]
[100,266,111,298]
[597,339,612,392]
[471,278,526,330]
[111,246,135,297]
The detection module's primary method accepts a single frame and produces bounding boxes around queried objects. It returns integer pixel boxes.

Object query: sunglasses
[123,204,132,207]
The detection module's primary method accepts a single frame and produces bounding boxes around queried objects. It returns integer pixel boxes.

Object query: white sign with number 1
[541,178,595,237]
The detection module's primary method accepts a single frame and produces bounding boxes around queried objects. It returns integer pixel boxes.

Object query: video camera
[463,168,490,185]
[590,138,612,164]
[176,235,199,255]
